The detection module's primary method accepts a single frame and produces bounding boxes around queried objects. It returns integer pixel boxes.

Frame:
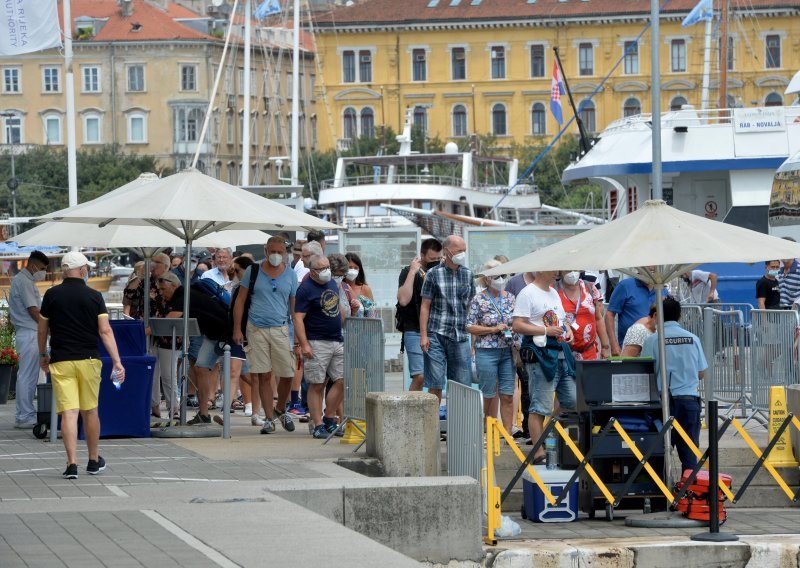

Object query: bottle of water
[545,432,558,470]
[111,370,122,390]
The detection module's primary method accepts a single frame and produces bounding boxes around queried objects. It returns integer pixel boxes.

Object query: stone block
[788,385,800,463]
[366,392,440,477]
[631,542,751,568]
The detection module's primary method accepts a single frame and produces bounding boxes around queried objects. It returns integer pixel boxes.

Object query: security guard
[641,296,708,473]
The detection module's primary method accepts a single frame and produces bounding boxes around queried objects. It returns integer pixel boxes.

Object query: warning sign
[767,386,799,467]
[704,200,718,220]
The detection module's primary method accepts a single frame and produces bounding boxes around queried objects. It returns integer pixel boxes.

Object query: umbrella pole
[180,238,193,426]
[655,288,674,487]
[143,256,151,328]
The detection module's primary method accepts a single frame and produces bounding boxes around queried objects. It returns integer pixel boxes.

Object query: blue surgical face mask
[768,269,780,277]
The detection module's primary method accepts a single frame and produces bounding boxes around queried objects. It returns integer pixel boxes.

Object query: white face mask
[317,268,332,283]
[333,275,344,285]
[450,251,467,267]
[33,270,46,282]
[190,260,198,271]
[268,253,283,267]
[346,268,359,282]
[563,271,581,286]
[489,277,506,291]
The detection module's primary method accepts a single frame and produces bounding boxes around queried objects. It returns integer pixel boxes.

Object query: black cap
[307,230,325,243]
[28,250,49,266]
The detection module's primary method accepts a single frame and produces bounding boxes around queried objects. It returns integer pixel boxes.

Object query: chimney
[118,0,134,17]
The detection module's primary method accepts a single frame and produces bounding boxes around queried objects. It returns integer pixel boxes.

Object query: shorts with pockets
[50,359,103,414]
[303,340,344,384]
[244,323,295,377]
[526,358,575,416]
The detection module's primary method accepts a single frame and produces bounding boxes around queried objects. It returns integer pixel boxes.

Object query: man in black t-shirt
[396,238,442,391]
[158,272,229,425]
[756,260,781,310]
[39,252,125,480]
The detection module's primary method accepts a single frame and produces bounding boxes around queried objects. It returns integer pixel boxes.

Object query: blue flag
[682,0,713,27]
[254,0,281,19]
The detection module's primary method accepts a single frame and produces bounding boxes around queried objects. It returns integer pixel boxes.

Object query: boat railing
[603,105,800,134]
[321,174,530,195]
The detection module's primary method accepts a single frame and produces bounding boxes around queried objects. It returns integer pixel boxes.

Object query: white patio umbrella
[35,168,339,424]
[483,199,800,479]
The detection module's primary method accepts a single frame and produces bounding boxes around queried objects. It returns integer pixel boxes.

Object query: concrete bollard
[788,385,800,463]
[366,392,439,477]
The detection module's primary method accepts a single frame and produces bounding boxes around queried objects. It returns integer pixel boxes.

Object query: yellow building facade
[313,0,800,153]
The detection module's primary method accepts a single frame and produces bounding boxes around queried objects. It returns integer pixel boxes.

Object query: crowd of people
[11,232,800,477]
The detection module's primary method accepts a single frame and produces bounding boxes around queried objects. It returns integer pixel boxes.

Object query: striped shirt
[421,263,475,342]
[778,260,800,308]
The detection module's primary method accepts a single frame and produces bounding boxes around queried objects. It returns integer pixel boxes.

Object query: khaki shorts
[244,323,295,377]
[303,340,344,384]
[50,359,103,414]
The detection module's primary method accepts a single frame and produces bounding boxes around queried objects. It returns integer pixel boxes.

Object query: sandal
[531,455,546,466]
[231,400,245,411]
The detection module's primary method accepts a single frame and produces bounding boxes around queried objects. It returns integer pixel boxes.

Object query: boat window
[347,205,366,217]
[420,201,432,210]
[369,205,388,216]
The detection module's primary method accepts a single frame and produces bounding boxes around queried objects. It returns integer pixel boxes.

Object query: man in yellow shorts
[38,252,126,480]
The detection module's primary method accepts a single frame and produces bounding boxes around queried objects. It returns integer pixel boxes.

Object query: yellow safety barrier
[730,416,799,502]
[552,422,615,505]
[671,420,735,502]
[611,421,674,502]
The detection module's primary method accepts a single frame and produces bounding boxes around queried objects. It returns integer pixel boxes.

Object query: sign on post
[767,386,799,467]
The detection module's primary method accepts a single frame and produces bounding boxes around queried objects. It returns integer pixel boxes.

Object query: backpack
[189,283,232,341]
[230,263,260,340]
[193,277,231,306]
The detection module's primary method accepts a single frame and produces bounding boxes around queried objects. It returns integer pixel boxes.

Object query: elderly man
[201,248,233,291]
[294,254,346,438]
[10,250,49,429]
[38,252,125,479]
[419,235,475,402]
[233,236,298,434]
[295,240,323,282]
[157,272,229,425]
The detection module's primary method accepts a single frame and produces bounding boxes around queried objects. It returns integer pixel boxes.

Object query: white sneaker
[251,415,264,427]
[243,403,253,417]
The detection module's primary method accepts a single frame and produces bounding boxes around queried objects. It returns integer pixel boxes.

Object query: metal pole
[242,0,251,186]
[10,148,16,237]
[180,234,193,425]
[49,382,57,443]
[655,286,673,485]
[691,400,738,541]
[223,344,231,439]
[143,257,152,328]
[63,0,78,207]
[290,0,301,186]
[702,307,714,408]
[700,18,712,110]
[170,326,177,423]
[650,0,662,201]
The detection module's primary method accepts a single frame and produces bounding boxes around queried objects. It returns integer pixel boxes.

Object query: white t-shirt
[513,283,566,330]
[294,259,309,283]
[688,269,718,303]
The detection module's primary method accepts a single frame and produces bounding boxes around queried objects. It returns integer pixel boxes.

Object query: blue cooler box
[522,466,578,522]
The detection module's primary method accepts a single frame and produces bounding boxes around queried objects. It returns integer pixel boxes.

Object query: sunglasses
[271,278,277,292]
[491,274,508,280]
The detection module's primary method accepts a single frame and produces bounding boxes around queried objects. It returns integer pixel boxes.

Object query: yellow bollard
[766,386,799,467]
[340,419,366,444]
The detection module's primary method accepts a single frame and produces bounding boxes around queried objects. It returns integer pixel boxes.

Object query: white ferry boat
[318,109,542,231]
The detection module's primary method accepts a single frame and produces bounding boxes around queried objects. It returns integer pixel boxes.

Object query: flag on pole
[550,60,565,126]
[682,0,713,27]
[254,0,282,19]
[0,0,61,56]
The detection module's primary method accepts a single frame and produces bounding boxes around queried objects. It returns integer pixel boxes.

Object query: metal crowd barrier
[332,317,385,450]
[680,305,704,339]
[749,309,800,413]
[446,380,484,481]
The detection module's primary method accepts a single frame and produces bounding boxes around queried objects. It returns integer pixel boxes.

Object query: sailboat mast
[291,0,301,186]
[719,0,729,108]
[701,17,712,110]
[63,0,78,206]
[242,0,252,186]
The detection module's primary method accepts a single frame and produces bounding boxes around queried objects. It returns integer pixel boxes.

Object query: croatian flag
[0,0,61,56]
[682,0,713,27]
[550,61,565,126]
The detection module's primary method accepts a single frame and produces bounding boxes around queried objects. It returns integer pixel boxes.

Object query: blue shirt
[641,321,708,397]
[295,278,343,342]
[608,278,663,342]
[420,263,475,342]
[242,263,297,328]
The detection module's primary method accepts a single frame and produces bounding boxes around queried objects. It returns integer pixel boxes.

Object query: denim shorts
[195,336,223,369]
[423,333,471,390]
[475,347,516,398]
[187,335,202,361]
[404,331,424,377]
[526,359,576,416]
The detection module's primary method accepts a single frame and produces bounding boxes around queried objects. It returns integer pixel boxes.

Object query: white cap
[61,251,96,270]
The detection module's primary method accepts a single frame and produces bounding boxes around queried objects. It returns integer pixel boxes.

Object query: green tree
[0,145,164,223]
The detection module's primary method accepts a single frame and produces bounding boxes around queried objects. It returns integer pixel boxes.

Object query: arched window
[492,103,507,136]
[452,104,467,137]
[623,97,641,118]
[413,106,428,135]
[343,107,357,139]
[42,112,63,144]
[214,161,222,180]
[360,107,375,138]
[670,96,688,111]
[578,100,595,133]
[765,92,783,107]
[531,102,546,135]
